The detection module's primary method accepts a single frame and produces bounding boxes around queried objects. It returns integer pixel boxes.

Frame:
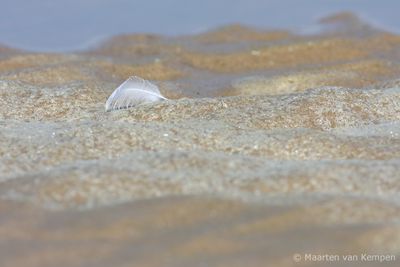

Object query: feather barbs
[105,76,167,112]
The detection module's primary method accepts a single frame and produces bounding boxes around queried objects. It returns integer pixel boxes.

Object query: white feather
[105,76,167,112]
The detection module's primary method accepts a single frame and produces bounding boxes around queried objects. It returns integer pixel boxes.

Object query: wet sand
[0,13,400,267]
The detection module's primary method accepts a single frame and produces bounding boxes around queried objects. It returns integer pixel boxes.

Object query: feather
[105,76,167,112]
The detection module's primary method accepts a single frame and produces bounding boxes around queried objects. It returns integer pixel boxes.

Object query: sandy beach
[0,13,400,267]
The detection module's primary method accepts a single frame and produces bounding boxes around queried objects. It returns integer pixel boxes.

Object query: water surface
[1,0,399,51]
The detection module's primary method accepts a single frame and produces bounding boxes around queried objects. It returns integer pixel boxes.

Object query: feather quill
[105,76,167,112]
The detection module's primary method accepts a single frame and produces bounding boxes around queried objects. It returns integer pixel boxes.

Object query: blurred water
[0,0,399,51]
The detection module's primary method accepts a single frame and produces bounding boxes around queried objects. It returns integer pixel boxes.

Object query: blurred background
[0,0,398,52]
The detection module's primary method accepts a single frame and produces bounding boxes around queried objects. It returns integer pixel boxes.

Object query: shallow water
[1,0,400,51]
[1,12,400,267]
